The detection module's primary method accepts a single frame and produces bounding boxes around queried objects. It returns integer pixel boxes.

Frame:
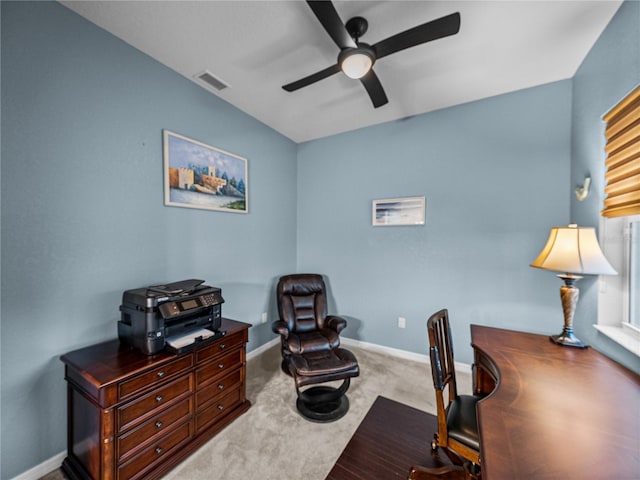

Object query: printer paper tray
[165,328,227,354]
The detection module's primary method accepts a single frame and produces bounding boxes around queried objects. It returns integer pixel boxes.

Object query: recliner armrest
[326,315,347,334]
[272,320,290,339]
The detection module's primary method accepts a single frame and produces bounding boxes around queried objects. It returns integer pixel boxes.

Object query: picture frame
[163,130,248,213]
[372,196,425,226]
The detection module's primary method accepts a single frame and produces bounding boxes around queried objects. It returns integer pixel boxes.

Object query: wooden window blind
[602,85,640,218]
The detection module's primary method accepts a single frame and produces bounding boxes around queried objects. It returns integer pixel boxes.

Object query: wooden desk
[471,325,640,479]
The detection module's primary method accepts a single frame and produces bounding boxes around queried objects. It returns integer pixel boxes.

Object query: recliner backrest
[277,274,328,333]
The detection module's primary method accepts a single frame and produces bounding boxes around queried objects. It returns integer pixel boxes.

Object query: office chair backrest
[277,274,328,334]
[427,309,457,405]
[424,309,481,476]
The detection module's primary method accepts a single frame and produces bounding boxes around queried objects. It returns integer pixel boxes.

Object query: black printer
[118,279,225,355]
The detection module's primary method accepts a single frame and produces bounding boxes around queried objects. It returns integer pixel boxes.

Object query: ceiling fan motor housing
[345,16,368,40]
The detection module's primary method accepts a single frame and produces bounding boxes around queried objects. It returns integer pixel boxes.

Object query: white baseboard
[341,336,472,372]
[16,335,469,480]
[247,337,279,360]
[341,336,430,363]
[11,451,65,480]
[246,336,473,374]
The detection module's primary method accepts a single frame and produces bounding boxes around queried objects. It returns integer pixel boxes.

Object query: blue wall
[570,0,640,369]
[297,81,572,360]
[1,2,296,478]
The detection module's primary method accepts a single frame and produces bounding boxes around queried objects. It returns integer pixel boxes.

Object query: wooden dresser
[60,318,251,480]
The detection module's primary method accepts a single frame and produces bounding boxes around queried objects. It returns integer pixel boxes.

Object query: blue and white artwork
[163,130,248,213]
[372,196,425,226]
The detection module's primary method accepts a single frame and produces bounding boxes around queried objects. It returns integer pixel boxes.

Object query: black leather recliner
[272,274,359,422]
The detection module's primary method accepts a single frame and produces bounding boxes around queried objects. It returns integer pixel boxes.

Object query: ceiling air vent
[195,71,229,92]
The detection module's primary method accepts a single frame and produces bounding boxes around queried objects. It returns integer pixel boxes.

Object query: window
[596,84,640,356]
[597,216,640,355]
[628,217,640,329]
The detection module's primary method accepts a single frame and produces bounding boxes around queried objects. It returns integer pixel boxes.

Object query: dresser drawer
[117,375,192,433]
[117,421,192,480]
[117,398,191,461]
[196,348,242,387]
[196,368,242,410]
[195,331,244,363]
[195,388,242,434]
[118,356,193,401]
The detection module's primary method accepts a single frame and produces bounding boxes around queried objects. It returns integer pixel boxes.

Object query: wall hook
[575,176,591,201]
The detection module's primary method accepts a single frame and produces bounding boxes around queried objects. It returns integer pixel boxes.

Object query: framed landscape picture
[372,196,425,226]
[163,130,248,213]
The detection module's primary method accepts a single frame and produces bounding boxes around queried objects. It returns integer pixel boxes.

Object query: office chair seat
[286,328,340,354]
[447,394,480,452]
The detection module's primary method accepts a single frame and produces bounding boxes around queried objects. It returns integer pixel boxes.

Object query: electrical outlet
[398,317,406,329]
[261,312,268,324]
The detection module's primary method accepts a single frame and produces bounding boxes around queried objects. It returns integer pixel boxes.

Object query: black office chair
[409,309,481,480]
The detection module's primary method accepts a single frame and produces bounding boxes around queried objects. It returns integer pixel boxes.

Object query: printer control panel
[159,290,224,319]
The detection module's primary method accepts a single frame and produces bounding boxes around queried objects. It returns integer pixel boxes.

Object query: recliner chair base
[296,386,350,422]
[295,378,351,423]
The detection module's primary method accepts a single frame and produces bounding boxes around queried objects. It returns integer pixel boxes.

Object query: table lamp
[530,224,617,348]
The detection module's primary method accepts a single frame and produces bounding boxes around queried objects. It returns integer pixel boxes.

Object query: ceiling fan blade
[282,64,341,92]
[360,70,388,108]
[307,0,357,49]
[373,12,461,60]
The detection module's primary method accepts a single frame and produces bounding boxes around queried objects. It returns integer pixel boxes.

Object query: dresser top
[60,318,250,387]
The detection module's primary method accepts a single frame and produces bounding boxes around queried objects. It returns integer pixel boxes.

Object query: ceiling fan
[282,1,461,108]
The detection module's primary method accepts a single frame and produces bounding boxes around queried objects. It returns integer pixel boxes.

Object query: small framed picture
[372,196,425,226]
[163,130,248,213]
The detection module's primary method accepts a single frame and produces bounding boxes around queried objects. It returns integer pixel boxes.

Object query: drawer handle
[157,371,165,378]
[156,395,163,403]
[220,344,226,349]
[218,364,224,369]
[155,447,163,455]
[217,405,224,411]
[155,421,163,429]
[217,384,224,390]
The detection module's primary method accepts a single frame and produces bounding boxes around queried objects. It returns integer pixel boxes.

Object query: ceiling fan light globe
[341,52,373,79]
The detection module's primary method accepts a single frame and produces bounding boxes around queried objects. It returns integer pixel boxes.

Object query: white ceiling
[60,1,622,143]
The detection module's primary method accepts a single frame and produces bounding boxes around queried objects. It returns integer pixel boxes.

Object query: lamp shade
[530,224,617,275]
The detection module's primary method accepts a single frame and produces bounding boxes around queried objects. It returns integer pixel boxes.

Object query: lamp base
[550,329,587,348]
[550,274,588,349]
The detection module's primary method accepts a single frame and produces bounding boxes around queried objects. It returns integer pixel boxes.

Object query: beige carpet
[42,343,473,480]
